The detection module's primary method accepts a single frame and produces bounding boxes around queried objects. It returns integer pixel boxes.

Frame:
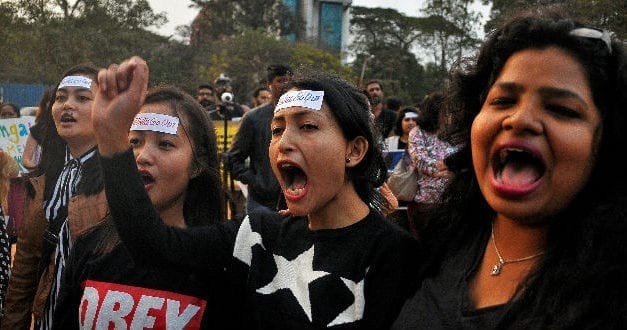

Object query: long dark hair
[28,64,103,199]
[392,107,418,136]
[94,85,226,255]
[424,7,627,328]
[142,85,225,226]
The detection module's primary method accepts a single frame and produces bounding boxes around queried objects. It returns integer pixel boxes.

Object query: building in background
[283,0,352,60]
[191,0,352,61]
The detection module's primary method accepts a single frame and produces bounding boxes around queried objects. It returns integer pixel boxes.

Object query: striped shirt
[39,147,96,330]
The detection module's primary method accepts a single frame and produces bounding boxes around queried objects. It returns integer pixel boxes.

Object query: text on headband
[275,90,324,113]
[131,113,179,135]
[58,76,92,90]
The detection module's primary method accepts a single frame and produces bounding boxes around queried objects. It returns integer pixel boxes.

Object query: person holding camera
[208,74,245,121]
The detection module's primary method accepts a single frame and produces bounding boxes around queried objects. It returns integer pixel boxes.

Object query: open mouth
[493,148,545,187]
[60,113,76,123]
[279,162,307,197]
[139,170,155,186]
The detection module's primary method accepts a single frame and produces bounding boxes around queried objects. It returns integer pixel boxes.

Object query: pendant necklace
[490,221,545,276]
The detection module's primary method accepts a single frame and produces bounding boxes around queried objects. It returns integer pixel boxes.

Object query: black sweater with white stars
[101,149,420,329]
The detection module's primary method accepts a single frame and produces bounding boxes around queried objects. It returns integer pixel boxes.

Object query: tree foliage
[4,0,623,108]
[349,2,482,103]
[483,0,627,39]
[0,0,170,85]
[193,29,293,101]
[349,6,427,102]
[189,0,299,45]
[186,0,343,102]
[420,0,483,72]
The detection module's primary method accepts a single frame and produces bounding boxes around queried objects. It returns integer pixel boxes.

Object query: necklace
[490,222,544,276]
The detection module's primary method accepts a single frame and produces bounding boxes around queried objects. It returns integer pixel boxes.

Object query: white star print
[233,216,264,265]
[327,276,366,326]
[256,246,329,321]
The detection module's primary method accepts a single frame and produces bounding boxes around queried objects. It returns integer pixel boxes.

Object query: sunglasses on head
[569,27,613,54]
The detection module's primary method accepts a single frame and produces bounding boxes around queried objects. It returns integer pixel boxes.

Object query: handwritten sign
[0,117,36,174]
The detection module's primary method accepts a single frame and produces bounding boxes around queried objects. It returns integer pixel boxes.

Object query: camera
[221,92,234,103]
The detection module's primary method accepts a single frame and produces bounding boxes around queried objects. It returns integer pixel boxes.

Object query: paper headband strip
[404,112,418,119]
[275,90,324,112]
[58,76,92,90]
[130,113,179,135]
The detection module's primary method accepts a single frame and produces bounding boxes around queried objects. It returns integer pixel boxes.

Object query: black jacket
[226,103,282,210]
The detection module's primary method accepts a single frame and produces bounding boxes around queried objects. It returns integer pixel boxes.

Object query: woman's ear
[345,136,368,168]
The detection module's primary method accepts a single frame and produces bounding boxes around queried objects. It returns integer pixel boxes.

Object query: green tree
[0,0,172,86]
[189,0,299,46]
[349,6,429,103]
[192,29,293,101]
[483,0,626,39]
[419,0,483,72]
[290,42,353,80]
[190,28,349,102]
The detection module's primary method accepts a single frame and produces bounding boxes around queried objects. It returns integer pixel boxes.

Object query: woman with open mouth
[3,64,109,330]
[53,86,233,329]
[392,6,627,329]
[91,56,419,329]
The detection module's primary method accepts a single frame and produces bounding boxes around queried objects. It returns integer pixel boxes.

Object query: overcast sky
[147,0,424,38]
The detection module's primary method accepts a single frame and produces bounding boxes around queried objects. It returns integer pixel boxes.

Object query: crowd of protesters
[0,6,625,329]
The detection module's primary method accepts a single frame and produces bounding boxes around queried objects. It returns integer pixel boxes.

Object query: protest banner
[0,116,36,174]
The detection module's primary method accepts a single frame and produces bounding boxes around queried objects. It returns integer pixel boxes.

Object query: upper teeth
[499,148,524,161]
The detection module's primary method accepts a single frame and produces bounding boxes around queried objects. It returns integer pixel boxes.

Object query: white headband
[275,90,324,113]
[404,112,418,119]
[130,113,179,135]
[58,75,92,90]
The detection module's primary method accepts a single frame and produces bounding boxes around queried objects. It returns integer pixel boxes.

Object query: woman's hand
[92,56,149,157]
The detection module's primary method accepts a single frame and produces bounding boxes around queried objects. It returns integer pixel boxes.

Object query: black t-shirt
[54,219,237,329]
[391,227,507,329]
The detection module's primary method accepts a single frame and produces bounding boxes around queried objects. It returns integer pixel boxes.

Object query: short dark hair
[385,97,403,111]
[365,79,383,91]
[0,103,20,118]
[197,84,214,92]
[253,86,270,98]
[267,64,293,82]
[417,91,444,133]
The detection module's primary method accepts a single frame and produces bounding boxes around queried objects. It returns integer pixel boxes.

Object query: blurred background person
[226,64,293,215]
[385,96,403,114]
[22,87,55,172]
[251,86,271,108]
[0,151,19,320]
[365,79,396,138]
[385,106,419,151]
[209,73,245,120]
[406,91,457,238]
[195,84,216,111]
[0,104,20,119]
